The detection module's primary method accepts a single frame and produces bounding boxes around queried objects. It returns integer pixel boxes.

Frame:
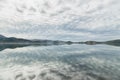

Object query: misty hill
[0,34,120,46]
[0,35,6,38]
[105,40,120,46]
[0,35,31,43]
[84,40,120,46]
[0,35,67,45]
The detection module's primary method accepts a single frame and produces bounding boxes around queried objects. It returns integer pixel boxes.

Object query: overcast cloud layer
[0,0,120,41]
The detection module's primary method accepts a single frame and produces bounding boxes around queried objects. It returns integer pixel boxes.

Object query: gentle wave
[0,62,110,80]
[0,45,120,80]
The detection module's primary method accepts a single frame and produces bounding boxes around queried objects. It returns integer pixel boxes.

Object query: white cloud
[0,0,120,41]
[0,0,115,24]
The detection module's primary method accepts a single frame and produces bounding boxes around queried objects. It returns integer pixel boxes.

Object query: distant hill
[84,41,103,45]
[0,35,6,38]
[105,40,120,46]
[84,40,120,46]
[105,39,120,43]
[0,34,120,46]
[0,34,67,45]
[0,35,31,43]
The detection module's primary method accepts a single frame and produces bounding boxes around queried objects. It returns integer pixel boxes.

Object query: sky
[0,0,120,41]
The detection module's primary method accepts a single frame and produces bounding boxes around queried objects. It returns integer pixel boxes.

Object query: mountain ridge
[0,34,120,46]
[0,34,6,38]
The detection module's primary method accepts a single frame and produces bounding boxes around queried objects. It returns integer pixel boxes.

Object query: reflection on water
[0,44,59,51]
[0,44,120,80]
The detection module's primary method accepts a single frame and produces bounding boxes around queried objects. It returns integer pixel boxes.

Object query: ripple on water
[0,62,112,80]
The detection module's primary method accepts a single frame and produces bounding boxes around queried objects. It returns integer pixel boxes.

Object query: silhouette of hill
[0,34,120,47]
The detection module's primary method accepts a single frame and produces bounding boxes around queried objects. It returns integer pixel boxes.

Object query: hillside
[0,34,66,45]
[0,34,120,46]
[105,40,120,46]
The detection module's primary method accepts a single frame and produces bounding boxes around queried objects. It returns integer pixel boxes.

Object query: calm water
[0,44,120,80]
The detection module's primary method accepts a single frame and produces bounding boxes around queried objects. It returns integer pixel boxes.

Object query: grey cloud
[50,7,71,17]
[43,1,51,9]
[86,6,104,14]
[29,7,36,12]
[16,7,24,13]
[0,0,120,41]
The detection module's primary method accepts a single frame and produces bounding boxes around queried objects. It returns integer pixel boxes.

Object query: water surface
[0,44,120,80]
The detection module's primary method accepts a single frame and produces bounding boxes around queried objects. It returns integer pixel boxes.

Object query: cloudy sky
[0,0,120,41]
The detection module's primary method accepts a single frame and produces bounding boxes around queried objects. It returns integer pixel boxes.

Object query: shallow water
[0,44,120,80]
